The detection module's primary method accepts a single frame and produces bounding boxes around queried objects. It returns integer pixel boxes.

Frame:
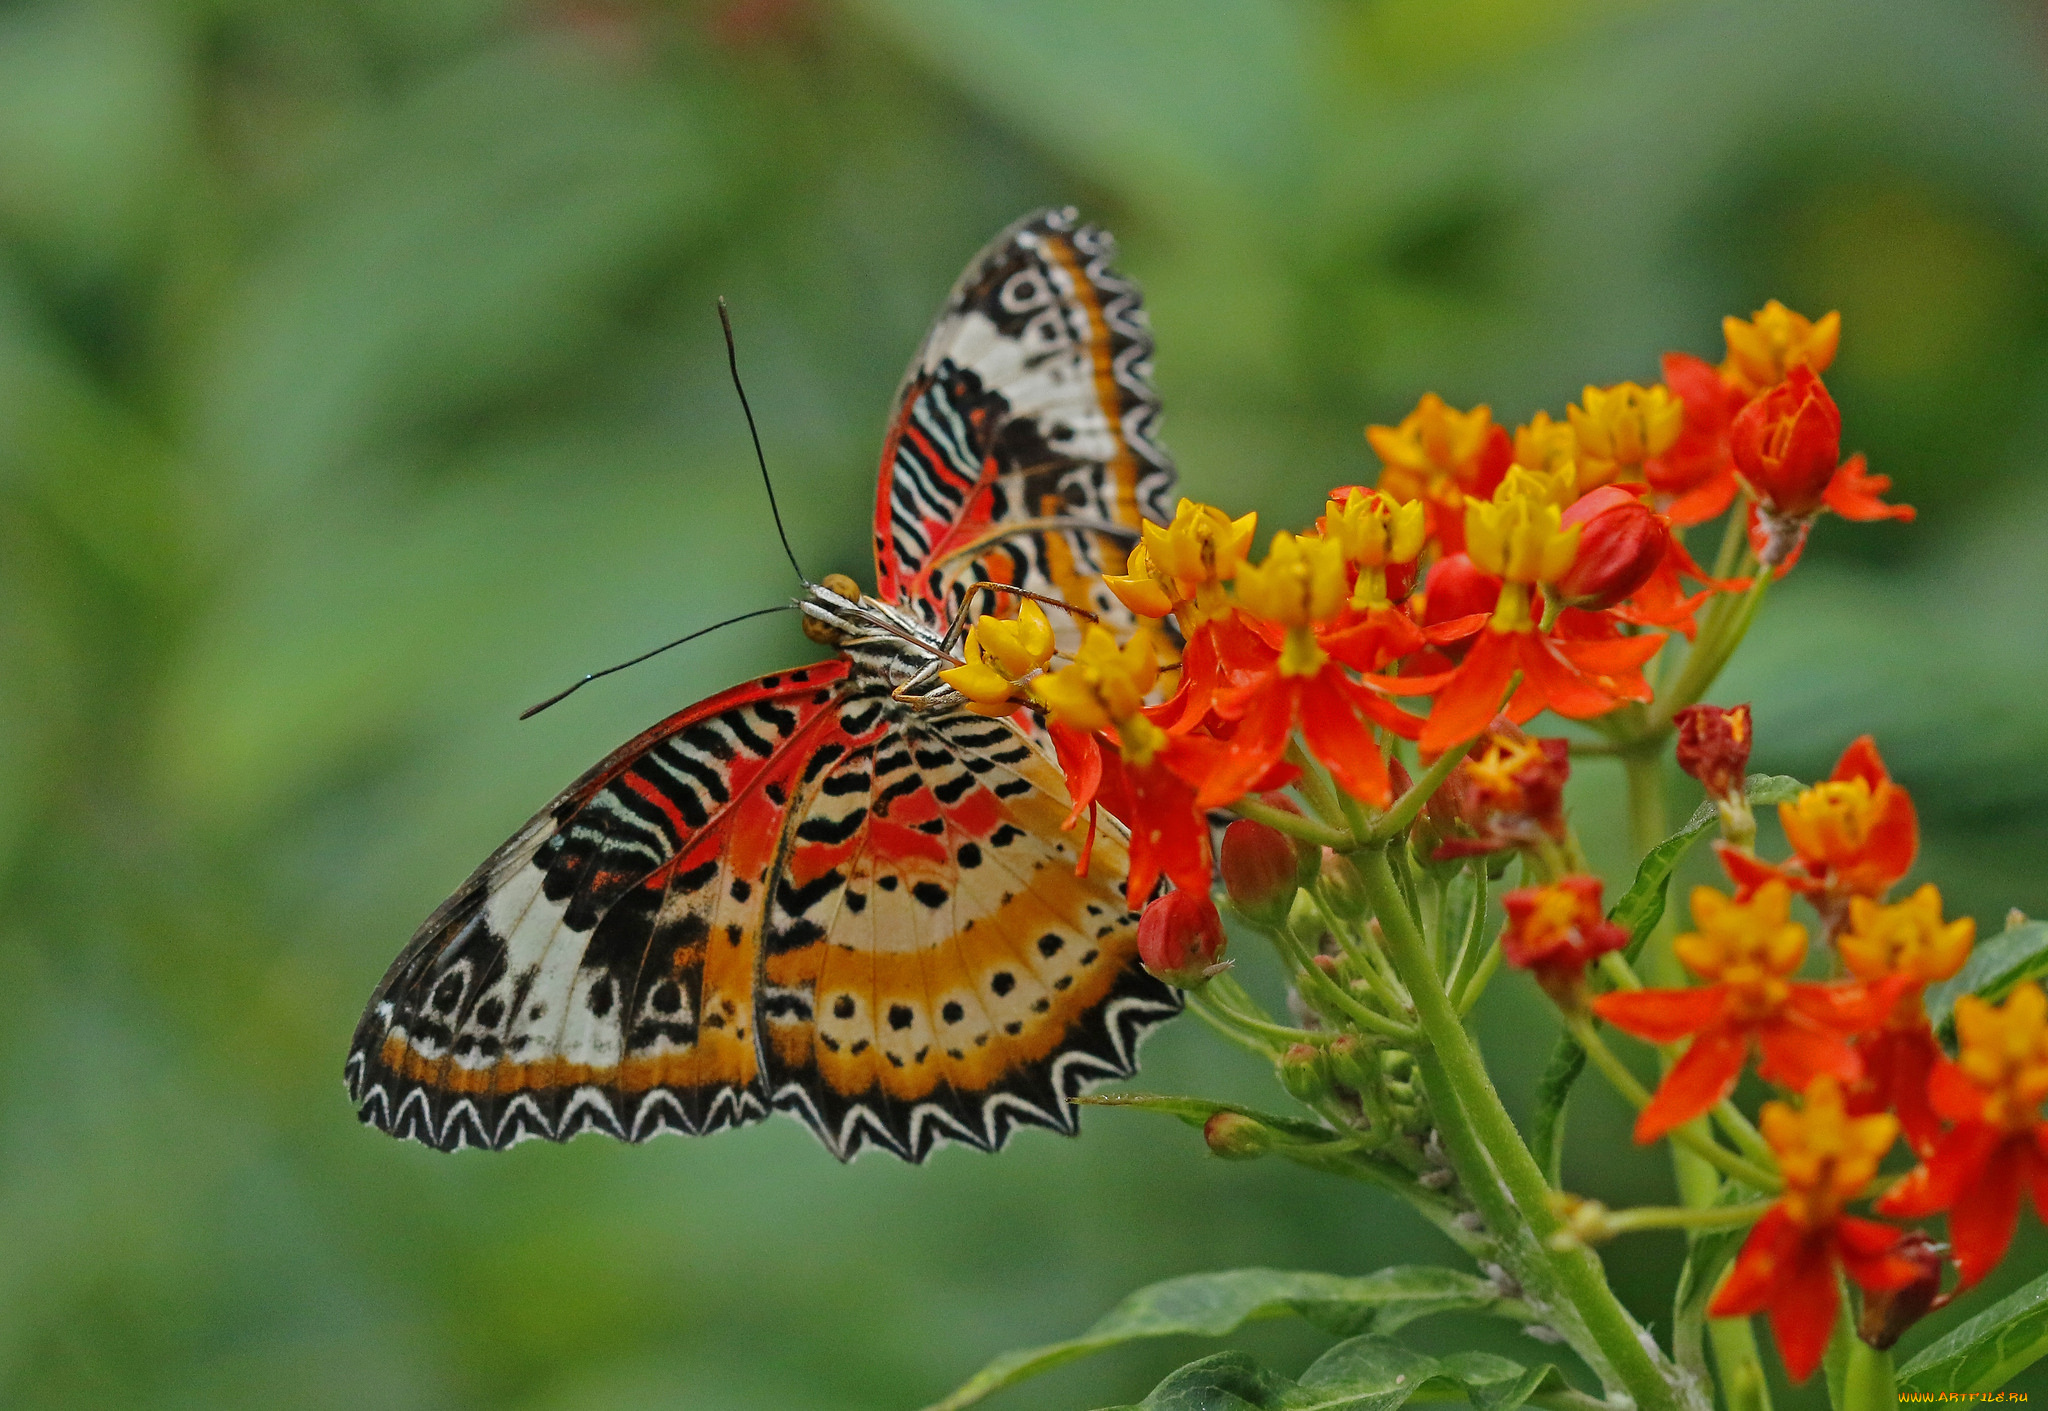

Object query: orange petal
[1765,1229,1842,1382]
[1636,1026,1748,1141]
[1419,628,1518,755]
[1593,984,1730,1043]
[1947,1138,2025,1287]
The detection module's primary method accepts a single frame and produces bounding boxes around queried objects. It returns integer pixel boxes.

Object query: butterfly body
[348,209,1182,1161]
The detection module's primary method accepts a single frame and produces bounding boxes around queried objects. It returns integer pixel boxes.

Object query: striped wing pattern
[348,209,1187,1160]
[346,647,1179,1158]
[873,208,1176,651]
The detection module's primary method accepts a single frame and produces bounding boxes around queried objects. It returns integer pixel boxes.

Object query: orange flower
[1780,735,1919,901]
[1730,366,1842,520]
[1501,875,1627,1005]
[1645,351,1744,525]
[1880,983,2048,1286]
[1567,382,1684,492]
[1674,703,1752,802]
[1592,882,1896,1141]
[1709,1077,1919,1382]
[1368,393,1513,552]
[1837,884,1975,1155]
[1391,471,1661,755]
[1720,300,1842,399]
[1423,720,1569,861]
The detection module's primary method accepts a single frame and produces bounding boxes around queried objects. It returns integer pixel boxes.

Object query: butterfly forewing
[874,208,1175,651]
[347,664,850,1150]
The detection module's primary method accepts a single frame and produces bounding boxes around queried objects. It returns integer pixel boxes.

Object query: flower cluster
[923,302,2007,1395]
[935,304,1904,925]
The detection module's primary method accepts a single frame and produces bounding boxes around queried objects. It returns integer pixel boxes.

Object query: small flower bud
[1673,703,1751,799]
[1324,1033,1381,1097]
[1730,365,1842,519]
[1419,553,1502,640]
[1318,852,1369,919]
[1277,1042,1332,1103]
[1221,819,1305,929]
[1202,1110,1275,1160]
[1554,487,1671,610]
[1856,1231,1946,1350]
[1136,888,1228,988]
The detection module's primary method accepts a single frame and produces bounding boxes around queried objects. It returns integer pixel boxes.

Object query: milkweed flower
[1103,497,1257,628]
[1035,626,1211,906]
[1592,881,1896,1142]
[1397,469,1661,755]
[1567,382,1683,492]
[1501,875,1628,1007]
[1554,486,1672,611]
[938,600,1056,715]
[1368,393,1512,551]
[1708,1076,1920,1383]
[1421,720,1569,861]
[1136,887,1228,988]
[1880,982,2048,1286]
[1204,532,1415,809]
[1720,736,1918,925]
[1837,884,1975,1155]
[1719,300,1841,398]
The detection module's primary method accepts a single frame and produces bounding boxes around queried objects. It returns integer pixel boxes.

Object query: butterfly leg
[936,581,1101,653]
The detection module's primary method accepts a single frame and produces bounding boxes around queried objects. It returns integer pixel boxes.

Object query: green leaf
[1613,774,1806,959]
[1925,918,2048,1040]
[1094,1337,1596,1411]
[1899,1268,2048,1394]
[1528,1038,1586,1188]
[920,1269,1526,1411]
[1526,775,1801,1192]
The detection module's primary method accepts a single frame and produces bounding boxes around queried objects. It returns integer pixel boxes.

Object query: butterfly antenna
[718,297,808,586]
[519,604,796,720]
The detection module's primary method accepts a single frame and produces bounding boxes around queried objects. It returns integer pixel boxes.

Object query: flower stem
[1841,1335,1897,1411]
[1369,731,1483,842]
[1589,1199,1777,1237]
[1563,1018,1781,1191]
[1228,795,1351,850]
[1358,845,1700,1411]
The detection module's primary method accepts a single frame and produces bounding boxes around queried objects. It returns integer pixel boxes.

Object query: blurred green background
[5,0,2048,1407]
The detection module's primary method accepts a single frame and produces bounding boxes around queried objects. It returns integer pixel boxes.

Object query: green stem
[1593,1199,1776,1236]
[1841,1336,1897,1411]
[1564,1018,1781,1191]
[1454,941,1503,1016]
[1271,925,1419,1042]
[1185,993,1282,1059]
[1648,567,1772,734]
[1369,731,1484,842]
[1621,749,1779,1411]
[1359,846,1697,1411]
[1229,796,1349,850]
[1188,989,1326,1048]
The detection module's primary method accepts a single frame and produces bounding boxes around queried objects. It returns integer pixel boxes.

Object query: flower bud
[1277,1042,1331,1103]
[1419,553,1502,639]
[1202,1110,1275,1160]
[1318,851,1370,919]
[1324,1032,1381,1097]
[1856,1230,1946,1350]
[1729,365,1842,518]
[1554,487,1671,610]
[1673,704,1752,800]
[1136,888,1228,988]
[1221,819,1307,929]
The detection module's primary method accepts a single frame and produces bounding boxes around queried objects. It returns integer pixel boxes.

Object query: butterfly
[345,208,1186,1161]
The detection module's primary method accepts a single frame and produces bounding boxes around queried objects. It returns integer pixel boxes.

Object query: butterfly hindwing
[874,207,1176,651]
[346,663,851,1151]
[753,694,1178,1161]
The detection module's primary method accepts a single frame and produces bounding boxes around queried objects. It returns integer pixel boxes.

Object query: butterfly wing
[873,207,1176,648]
[750,672,1178,1160]
[347,663,851,1151]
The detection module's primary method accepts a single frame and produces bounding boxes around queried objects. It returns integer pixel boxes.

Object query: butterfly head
[800,573,867,646]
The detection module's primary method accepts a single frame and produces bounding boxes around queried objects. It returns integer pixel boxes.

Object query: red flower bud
[1220,819,1314,928]
[1136,887,1228,988]
[1729,365,1842,517]
[1202,1110,1274,1159]
[1501,875,1629,1005]
[1673,703,1753,801]
[1420,553,1502,636]
[1856,1230,1946,1350]
[1555,487,1672,610]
